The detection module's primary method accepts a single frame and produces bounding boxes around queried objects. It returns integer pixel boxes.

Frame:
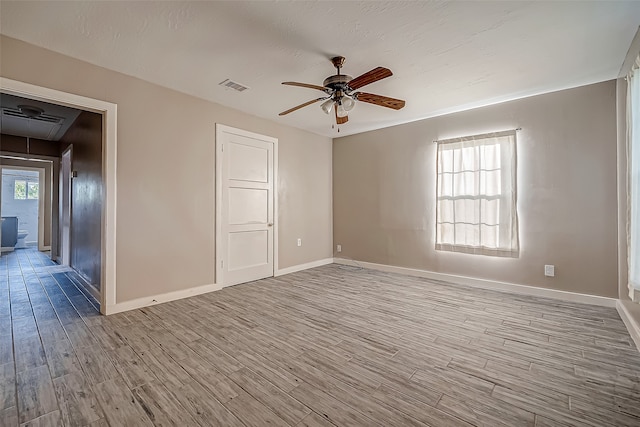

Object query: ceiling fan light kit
[335,100,350,118]
[280,56,405,127]
[339,96,355,113]
[320,98,334,114]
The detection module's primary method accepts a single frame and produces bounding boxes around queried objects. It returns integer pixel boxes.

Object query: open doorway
[1,79,117,314]
[0,83,116,313]
[0,166,45,251]
[0,93,103,297]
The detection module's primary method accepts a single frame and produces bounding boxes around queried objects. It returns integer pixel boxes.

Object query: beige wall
[334,81,618,298]
[0,35,333,303]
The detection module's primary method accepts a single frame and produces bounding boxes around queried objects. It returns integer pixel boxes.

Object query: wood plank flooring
[2,248,640,426]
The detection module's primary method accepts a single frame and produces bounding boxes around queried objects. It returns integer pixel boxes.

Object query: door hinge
[221,144,224,152]
[221,260,224,268]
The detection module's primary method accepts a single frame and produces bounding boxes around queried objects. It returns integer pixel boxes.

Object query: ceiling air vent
[2,108,64,124]
[219,79,250,92]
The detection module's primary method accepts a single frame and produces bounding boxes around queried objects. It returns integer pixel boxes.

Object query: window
[14,180,26,199]
[27,182,39,200]
[436,130,519,257]
[13,180,39,200]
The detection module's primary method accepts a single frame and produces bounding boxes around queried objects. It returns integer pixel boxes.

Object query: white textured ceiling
[1,1,639,138]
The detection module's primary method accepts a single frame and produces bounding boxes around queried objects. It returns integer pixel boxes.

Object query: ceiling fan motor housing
[323,74,353,92]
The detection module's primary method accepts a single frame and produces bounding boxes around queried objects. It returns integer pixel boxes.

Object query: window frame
[435,130,519,258]
[13,179,39,200]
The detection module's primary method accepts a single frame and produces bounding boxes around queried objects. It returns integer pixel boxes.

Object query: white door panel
[216,125,276,287]
[228,187,268,225]
[228,230,269,271]
[227,141,269,182]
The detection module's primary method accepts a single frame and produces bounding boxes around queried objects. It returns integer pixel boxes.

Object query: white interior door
[61,147,72,265]
[216,125,276,287]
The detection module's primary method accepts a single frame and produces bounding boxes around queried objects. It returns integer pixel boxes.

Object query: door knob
[267,223,273,227]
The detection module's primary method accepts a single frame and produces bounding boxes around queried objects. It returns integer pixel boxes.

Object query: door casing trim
[0,164,46,250]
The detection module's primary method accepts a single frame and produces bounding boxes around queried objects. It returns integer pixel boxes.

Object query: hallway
[1,248,100,424]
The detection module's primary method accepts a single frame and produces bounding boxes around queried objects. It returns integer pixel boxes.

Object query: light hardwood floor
[2,249,640,426]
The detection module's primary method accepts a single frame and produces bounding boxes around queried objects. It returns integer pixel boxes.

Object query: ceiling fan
[279,56,405,125]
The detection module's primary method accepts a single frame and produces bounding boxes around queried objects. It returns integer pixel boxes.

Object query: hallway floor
[1,247,102,425]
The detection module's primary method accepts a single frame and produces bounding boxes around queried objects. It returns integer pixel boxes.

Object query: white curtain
[436,130,518,257]
[628,57,640,292]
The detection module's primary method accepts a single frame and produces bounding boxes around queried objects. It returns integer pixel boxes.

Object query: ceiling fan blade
[282,82,327,92]
[335,108,348,124]
[355,92,405,110]
[279,98,326,116]
[348,67,393,90]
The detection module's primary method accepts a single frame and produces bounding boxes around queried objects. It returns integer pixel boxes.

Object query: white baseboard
[105,283,222,315]
[106,257,334,315]
[275,257,334,277]
[66,268,100,301]
[86,284,100,301]
[616,300,640,351]
[334,258,617,307]
[105,256,618,316]
[70,272,100,301]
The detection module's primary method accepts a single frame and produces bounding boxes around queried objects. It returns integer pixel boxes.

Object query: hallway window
[14,180,39,200]
[14,180,26,199]
[27,182,39,199]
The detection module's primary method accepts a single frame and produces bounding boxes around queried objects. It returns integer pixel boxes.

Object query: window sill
[436,243,519,258]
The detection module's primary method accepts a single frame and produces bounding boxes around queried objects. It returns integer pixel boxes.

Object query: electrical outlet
[337,244,342,253]
[297,238,302,247]
[544,265,555,277]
